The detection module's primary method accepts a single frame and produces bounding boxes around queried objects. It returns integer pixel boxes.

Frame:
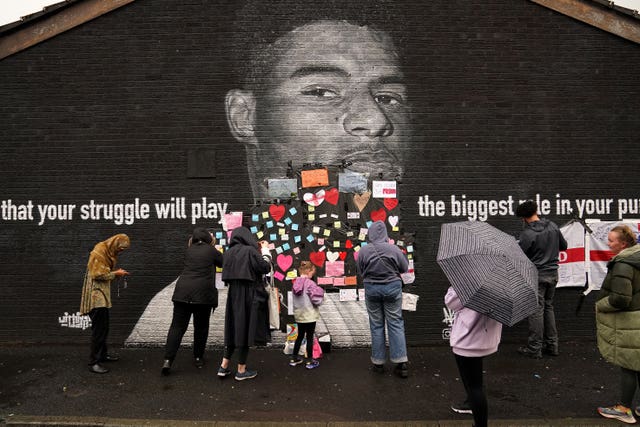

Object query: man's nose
[342,94,393,138]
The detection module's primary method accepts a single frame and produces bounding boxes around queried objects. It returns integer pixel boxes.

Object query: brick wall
[0,0,638,346]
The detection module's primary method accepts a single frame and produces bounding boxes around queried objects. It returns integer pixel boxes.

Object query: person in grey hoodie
[356,220,410,378]
[515,200,568,358]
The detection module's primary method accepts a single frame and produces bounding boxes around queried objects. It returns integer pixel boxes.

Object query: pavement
[0,340,630,427]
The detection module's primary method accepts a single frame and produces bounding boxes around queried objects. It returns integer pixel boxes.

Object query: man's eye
[374,94,403,106]
[301,88,338,98]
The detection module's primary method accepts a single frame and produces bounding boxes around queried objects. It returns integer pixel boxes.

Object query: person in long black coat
[161,227,223,375]
[217,227,271,381]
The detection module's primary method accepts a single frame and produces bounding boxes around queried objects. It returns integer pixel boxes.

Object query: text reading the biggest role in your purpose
[0,198,228,226]
[418,194,640,221]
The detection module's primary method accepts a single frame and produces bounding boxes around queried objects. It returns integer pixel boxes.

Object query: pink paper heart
[303,189,325,207]
[276,254,293,272]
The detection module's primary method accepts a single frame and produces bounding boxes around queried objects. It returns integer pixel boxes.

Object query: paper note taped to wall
[268,179,298,198]
[372,180,397,198]
[301,168,329,188]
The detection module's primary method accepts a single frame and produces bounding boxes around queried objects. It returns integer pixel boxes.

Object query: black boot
[161,359,172,376]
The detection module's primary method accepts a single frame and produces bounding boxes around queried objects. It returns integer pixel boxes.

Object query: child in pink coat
[290,261,324,369]
[445,286,502,427]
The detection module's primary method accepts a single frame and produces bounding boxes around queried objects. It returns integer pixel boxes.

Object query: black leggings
[293,322,316,360]
[620,367,640,408]
[455,354,488,427]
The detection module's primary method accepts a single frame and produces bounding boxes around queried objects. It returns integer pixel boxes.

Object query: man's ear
[225,89,257,141]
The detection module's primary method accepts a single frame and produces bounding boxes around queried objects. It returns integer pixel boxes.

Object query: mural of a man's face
[226,20,411,200]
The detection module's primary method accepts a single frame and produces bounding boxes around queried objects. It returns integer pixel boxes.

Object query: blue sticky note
[291,223,299,231]
[284,217,292,226]
[294,235,302,243]
[270,233,277,241]
[306,234,315,242]
[289,207,298,215]
[252,214,259,222]
[366,220,373,228]
[266,220,274,229]
[250,226,258,234]
[275,246,283,254]
[216,232,223,239]
[282,243,291,251]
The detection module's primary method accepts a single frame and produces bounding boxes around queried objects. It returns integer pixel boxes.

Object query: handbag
[401,292,419,311]
[265,266,280,330]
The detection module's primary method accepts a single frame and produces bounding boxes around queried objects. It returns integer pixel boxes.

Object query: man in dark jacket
[516,201,568,358]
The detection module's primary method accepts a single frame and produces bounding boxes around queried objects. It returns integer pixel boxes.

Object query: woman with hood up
[356,220,410,378]
[80,234,130,374]
[161,227,223,376]
[217,227,272,381]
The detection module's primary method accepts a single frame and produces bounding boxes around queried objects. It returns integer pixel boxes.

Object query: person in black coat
[161,227,223,375]
[217,227,271,381]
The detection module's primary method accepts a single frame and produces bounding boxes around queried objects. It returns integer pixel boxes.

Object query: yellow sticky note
[333,241,340,248]
[308,206,315,212]
[262,211,269,219]
[313,226,321,234]
[286,270,298,279]
[309,214,315,221]
[334,221,341,228]
[257,231,264,239]
[392,226,399,232]
[323,229,331,237]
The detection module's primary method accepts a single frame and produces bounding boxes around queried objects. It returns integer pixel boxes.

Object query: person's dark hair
[610,225,637,248]
[516,201,538,218]
[228,0,409,92]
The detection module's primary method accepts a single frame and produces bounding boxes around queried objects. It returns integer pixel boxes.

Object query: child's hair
[298,261,315,275]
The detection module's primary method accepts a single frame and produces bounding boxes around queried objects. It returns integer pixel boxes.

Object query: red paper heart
[310,251,326,267]
[370,208,387,222]
[269,204,285,221]
[339,251,347,260]
[325,188,339,205]
[345,239,353,249]
[384,198,398,211]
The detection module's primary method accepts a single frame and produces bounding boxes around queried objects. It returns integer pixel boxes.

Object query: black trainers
[542,347,559,357]
[517,346,542,359]
[394,362,408,378]
[451,400,472,414]
[371,364,384,373]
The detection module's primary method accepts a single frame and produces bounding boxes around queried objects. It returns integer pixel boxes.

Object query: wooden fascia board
[0,0,136,60]
[530,0,640,44]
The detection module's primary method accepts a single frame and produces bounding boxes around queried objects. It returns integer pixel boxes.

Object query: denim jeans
[364,280,408,364]
[527,271,558,352]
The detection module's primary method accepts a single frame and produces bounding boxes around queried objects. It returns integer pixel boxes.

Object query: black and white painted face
[246,20,411,199]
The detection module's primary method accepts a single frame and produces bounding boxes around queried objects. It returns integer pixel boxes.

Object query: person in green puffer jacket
[596,225,640,423]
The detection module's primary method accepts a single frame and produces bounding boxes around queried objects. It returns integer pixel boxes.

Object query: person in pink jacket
[445,286,503,427]
[290,261,325,369]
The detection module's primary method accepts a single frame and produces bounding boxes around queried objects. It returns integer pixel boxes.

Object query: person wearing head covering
[161,228,224,375]
[356,220,409,378]
[80,234,130,374]
[217,227,271,381]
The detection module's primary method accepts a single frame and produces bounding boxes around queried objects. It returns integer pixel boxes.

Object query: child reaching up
[290,261,324,369]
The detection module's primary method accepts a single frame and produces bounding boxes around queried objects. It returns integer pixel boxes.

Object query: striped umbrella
[437,221,538,327]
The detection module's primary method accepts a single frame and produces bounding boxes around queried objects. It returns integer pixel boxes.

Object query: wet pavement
[0,341,628,426]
